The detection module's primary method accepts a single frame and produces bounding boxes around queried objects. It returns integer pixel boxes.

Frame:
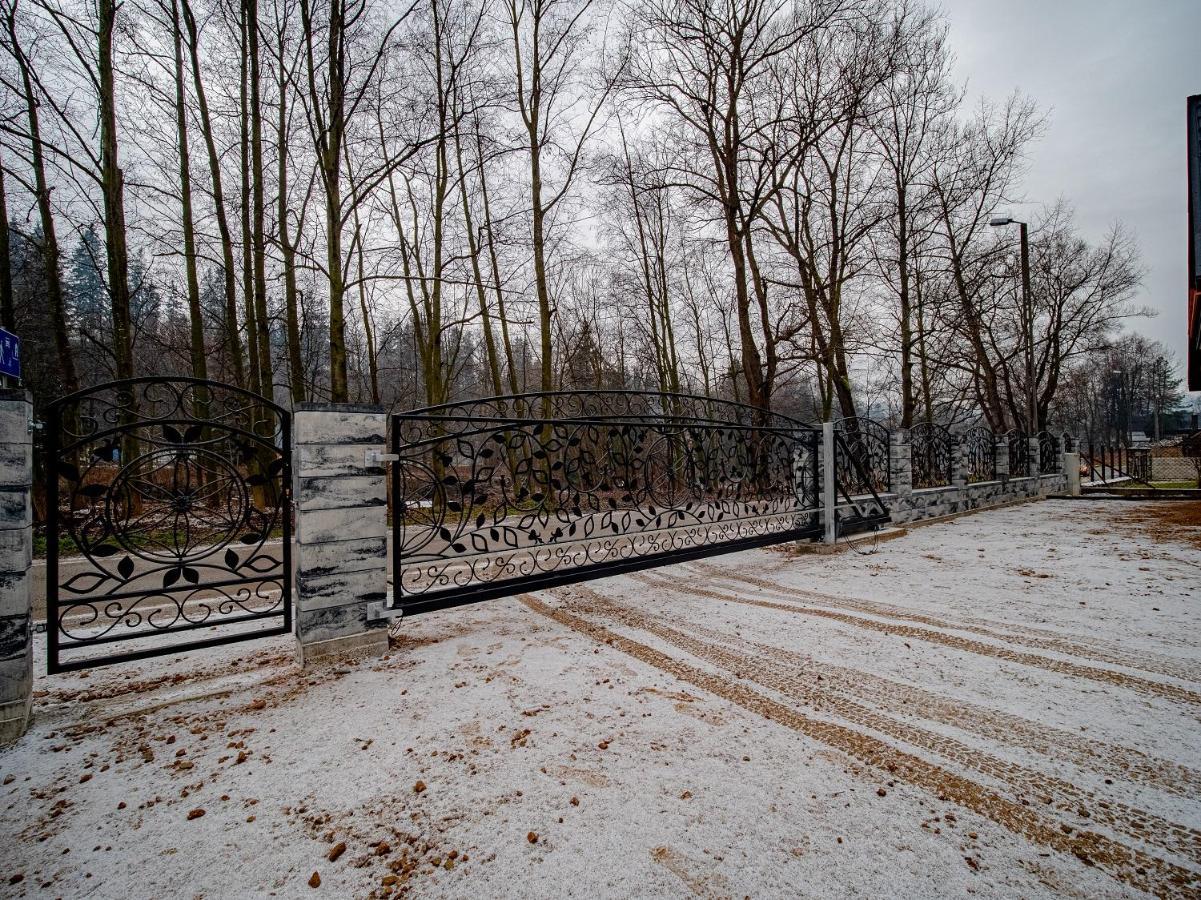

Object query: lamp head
[989,216,1014,227]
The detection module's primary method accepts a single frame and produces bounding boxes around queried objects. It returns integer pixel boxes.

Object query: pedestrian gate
[44,378,292,672]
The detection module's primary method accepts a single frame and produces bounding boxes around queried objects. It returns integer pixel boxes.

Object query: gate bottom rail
[391,522,822,617]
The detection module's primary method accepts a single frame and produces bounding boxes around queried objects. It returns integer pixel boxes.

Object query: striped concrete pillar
[996,438,1010,481]
[0,390,32,747]
[293,404,389,667]
[888,429,912,496]
[952,434,968,487]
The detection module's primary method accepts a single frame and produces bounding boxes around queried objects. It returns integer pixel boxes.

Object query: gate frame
[44,376,293,674]
[390,390,828,617]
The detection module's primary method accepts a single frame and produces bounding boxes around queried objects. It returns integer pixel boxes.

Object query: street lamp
[990,216,1037,434]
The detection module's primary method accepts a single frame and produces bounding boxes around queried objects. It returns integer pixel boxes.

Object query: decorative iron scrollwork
[1037,431,1060,474]
[909,422,953,489]
[961,426,997,483]
[392,395,822,612]
[1007,431,1031,477]
[834,416,890,495]
[45,377,292,672]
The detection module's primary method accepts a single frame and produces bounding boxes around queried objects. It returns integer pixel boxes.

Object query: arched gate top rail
[393,389,812,433]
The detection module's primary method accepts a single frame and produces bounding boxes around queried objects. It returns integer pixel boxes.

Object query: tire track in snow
[660,573,1201,710]
[519,593,1201,898]
[735,623,1201,802]
[560,584,1201,873]
[688,563,1201,685]
[632,574,1201,799]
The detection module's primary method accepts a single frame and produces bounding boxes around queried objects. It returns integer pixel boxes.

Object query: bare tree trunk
[98,0,133,381]
[275,26,304,403]
[914,268,933,423]
[182,0,246,388]
[300,0,350,401]
[352,217,379,403]
[343,147,379,404]
[5,25,76,391]
[453,118,502,395]
[896,183,915,427]
[475,122,519,394]
[239,3,262,397]
[247,0,272,392]
[528,129,553,396]
[169,0,207,390]
[726,205,766,410]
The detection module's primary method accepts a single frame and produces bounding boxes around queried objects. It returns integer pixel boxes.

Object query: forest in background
[0,0,1191,443]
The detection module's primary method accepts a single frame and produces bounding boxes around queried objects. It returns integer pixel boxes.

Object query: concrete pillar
[888,429,912,496]
[1063,452,1081,495]
[821,421,836,544]
[1029,436,1042,477]
[952,434,968,487]
[996,438,1010,481]
[0,390,32,747]
[293,404,389,667]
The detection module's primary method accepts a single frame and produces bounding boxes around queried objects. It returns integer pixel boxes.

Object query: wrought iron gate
[45,378,292,672]
[390,391,824,616]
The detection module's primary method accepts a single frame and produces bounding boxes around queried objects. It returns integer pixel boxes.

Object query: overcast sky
[943,0,1200,398]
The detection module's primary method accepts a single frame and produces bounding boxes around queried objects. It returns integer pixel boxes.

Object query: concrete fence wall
[827,428,1072,537]
[882,474,1068,526]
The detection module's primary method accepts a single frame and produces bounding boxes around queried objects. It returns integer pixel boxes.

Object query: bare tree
[928,93,1043,430]
[625,0,842,413]
[503,0,619,402]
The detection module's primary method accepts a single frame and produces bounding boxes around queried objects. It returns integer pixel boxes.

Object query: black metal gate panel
[390,391,822,616]
[45,378,292,672]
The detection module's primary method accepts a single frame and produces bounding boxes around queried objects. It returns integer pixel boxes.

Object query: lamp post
[990,216,1037,434]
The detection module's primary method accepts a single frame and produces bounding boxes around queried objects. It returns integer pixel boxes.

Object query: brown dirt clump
[1115,501,1201,550]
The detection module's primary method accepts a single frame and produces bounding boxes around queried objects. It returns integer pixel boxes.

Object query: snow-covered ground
[3,499,1200,899]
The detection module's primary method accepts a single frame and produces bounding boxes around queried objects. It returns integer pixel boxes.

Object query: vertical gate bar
[45,402,61,674]
[822,421,835,544]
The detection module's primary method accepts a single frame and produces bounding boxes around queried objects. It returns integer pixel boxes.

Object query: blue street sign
[0,328,20,380]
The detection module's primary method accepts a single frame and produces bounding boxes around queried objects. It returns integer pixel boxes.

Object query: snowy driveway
[2,500,1200,898]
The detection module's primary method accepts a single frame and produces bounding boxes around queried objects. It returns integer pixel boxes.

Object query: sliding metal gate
[390,391,828,616]
[45,378,292,672]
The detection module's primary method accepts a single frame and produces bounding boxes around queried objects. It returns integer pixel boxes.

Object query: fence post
[996,437,1010,481]
[1028,436,1042,477]
[1063,451,1081,495]
[822,421,836,544]
[293,403,389,667]
[0,390,32,748]
[888,429,911,496]
[952,434,968,487]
